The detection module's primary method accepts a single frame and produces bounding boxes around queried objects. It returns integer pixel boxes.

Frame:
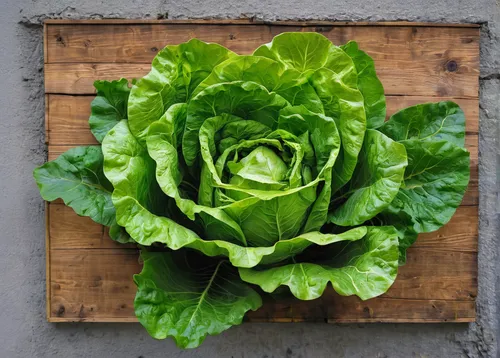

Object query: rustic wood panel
[44,20,479,324]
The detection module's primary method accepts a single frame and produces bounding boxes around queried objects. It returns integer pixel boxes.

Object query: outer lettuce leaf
[33,146,115,226]
[329,129,407,226]
[239,226,399,300]
[109,220,134,244]
[378,101,469,233]
[128,39,236,143]
[378,101,466,147]
[89,78,131,142]
[389,140,470,233]
[341,41,386,129]
[134,250,262,349]
[375,210,418,265]
[104,120,366,267]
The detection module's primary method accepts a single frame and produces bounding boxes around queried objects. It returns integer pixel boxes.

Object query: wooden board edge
[48,317,138,323]
[45,201,51,322]
[43,22,48,64]
[47,317,476,323]
[44,94,49,144]
[43,19,480,28]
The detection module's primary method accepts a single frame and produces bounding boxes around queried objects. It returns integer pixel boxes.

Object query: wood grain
[43,20,479,324]
[48,246,475,321]
[45,24,479,97]
[49,203,477,252]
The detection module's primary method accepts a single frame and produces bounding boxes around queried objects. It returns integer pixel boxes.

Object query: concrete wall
[1,0,499,357]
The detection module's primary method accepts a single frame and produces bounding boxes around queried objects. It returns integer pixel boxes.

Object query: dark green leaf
[379,101,466,147]
[33,146,115,226]
[134,250,262,349]
[89,78,131,143]
[341,41,386,129]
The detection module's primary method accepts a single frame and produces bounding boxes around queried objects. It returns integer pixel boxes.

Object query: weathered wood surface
[44,20,479,323]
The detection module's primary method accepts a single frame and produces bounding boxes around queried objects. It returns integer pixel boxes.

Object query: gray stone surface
[1,0,498,356]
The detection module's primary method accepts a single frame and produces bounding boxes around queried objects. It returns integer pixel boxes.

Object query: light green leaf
[109,220,134,244]
[330,129,407,226]
[183,81,288,166]
[254,32,366,191]
[388,139,470,233]
[89,78,132,143]
[341,41,386,129]
[239,226,399,300]
[134,250,262,349]
[128,39,236,143]
[195,55,323,112]
[378,101,466,147]
[310,67,366,192]
[33,146,115,226]
[105,120,366,267]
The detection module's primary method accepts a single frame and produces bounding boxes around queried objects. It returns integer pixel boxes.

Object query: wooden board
[43,20,480,323]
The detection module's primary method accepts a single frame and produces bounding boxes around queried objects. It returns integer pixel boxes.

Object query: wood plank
[45,94,478,139]
[48,247,475,321]
[44,64,151,94]
[43,19,480,28]
[49,203,134,249]
[45,202,51,320]
[49,249,140,321]
[247,292,475,323]
[413,206,478,251]
[45,24,479,97]
[49,202,477,252]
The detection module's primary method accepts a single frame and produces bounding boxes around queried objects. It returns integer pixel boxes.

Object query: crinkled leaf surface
[239,226,399,300]
[254,32,366,191]
[89,78,131,142]
[183,81,288,166]
[128,39,236,143]
[389,139,470,233]
[33,146,115,226]
[379,101,466,147]
[134,250,262,349]
[330,129,407,226]
[105,120,365,267]
[341,41,386,129]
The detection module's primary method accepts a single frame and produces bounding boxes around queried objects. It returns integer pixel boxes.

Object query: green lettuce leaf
[183,81,288,166]
[128,39,236,143]
[389,139,470,233]
[375,210,418,265]
[33,146,115,226]
[254,32,367,191]
[239,226,399,300]
[134,250,262,349]
[378,101,466,147]
[341,41,386,129]
[89,78,132,143]
[329,129,407,226]
[104,120,365,267]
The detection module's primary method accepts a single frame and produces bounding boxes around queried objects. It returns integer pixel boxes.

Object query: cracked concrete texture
[1,0,499,357]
